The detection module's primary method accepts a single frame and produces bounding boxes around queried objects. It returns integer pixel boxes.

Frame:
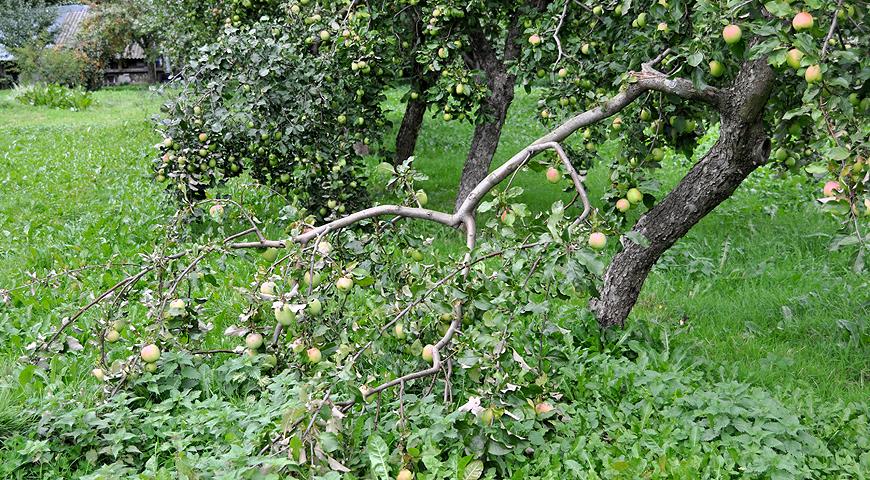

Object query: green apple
[774,148,788,162]
[407,248,424,262]
[307,298,323,316]
[709,60,725,78]
[246,332,263,350]
[336,276,354,293]
[261,248,279,262]
[626,188,643,204]
[786,49,804,69]
[105,329,120,343]
[415,190,428,206]
[260,281,276,296]
[274,303,296,326]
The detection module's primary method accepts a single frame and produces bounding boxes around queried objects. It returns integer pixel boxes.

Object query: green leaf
[804,163,827,174]
[763,1,792,17]
[462,460,484,480]
[366,434,390,480]
[826,146,850,161]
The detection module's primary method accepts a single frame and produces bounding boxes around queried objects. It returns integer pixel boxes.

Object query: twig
[821,0,845,60]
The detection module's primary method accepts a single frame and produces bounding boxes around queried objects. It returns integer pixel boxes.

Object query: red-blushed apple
[557,67,568,78]
[336,276,354,293]
[626,188,643,204]
[588,232,607,250]
[546,167,561,183]
[535,402,554,414]
[307,347,322,363]
[245,332,263,350]
[198,132,208,142]
[616,198,631,212]
[823,181,841,197]
[804,65,822,84]
[792,12,814,31]
[500,209,510,223]
[422,344,435,362]
[528,34,542,46]
[786,49,804,69]
[722,24,742,44]
[709,60,725,78]
[141,344,161,363]
[397,469,413,480]
[209,204,224,222]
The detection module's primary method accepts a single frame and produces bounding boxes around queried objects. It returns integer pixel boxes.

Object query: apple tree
[155,2,394,218]
[14,0,869,475]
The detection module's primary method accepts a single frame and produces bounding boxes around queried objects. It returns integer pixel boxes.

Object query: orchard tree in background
[155,2,394,217]
[0,0,55,50]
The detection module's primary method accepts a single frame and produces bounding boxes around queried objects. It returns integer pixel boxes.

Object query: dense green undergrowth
[0,88,868,478]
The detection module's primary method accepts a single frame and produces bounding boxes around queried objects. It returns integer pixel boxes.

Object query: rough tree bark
[454,72,516,209]
[395,67,432,164]
[590,58,775,327]
[453,16,525,211]
[394,8,431,164]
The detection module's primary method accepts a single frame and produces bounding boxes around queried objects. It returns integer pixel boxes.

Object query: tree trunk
[395,68,432,164]
[453,15,524,212]
[454,71,516,211]
[590,59,775,327]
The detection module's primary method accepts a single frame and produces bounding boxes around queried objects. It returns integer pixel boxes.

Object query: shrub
[13,83,93,110]
[155,13,389,218]
[14,44,88,87]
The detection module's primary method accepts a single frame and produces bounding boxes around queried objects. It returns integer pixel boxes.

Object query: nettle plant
[156,3,391,217]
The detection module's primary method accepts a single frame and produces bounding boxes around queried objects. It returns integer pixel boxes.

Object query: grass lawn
[0,83,867,432]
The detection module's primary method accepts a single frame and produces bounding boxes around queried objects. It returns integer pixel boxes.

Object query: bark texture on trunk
[590,59,775,327]
[454,72,516,210]
[394,8,430,165]
[453,16,524,211]
[395,67,432,164]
